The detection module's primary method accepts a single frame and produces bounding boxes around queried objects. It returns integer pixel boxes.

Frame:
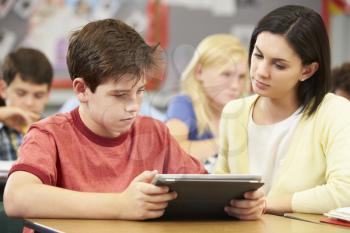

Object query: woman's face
[198,61,247,108]
[250,31,308,100]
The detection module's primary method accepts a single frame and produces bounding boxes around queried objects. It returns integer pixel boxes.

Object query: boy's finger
[140,182,169,195]
[144,201,168,211]
[143,191,177,203]
[132,170,158,183]
[27,111,41,122]
[142,209,165,219]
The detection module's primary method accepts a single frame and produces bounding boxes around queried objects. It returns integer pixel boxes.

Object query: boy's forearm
[5,182,125,219]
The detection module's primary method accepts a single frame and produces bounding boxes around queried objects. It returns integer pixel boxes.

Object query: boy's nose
[125,99,139,113]
[24,96,35,108]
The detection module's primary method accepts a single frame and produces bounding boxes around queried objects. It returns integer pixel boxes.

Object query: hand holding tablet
[152,174,264,219]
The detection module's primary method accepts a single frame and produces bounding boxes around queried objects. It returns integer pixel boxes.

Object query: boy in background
[0,48,53,160]
[332,62,350,101]
[4,19,264,228]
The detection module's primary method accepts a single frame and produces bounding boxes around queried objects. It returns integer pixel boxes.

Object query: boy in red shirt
[4,19,264,224]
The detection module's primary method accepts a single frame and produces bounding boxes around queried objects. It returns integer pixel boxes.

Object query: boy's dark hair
[2,47,53,88]
[249,5,331,117]
[66,18,162,92]
[332,62,350,95]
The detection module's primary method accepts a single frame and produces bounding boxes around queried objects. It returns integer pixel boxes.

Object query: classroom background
[0,0,349,118]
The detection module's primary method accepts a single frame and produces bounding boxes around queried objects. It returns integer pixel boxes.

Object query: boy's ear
[0,79,7,99]
[300,62,319,82]
[72,78,89,103]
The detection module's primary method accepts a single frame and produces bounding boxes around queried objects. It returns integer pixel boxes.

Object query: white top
[248,107,302,194]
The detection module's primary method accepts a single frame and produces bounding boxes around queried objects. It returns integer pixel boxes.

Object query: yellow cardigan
[214,93,350,213]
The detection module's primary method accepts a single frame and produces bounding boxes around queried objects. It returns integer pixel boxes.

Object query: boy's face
[79,75,146,138]
[3,74,50,117]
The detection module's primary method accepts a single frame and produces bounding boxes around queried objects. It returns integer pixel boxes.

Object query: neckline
[71,108,129,147]
[249,104,302,128]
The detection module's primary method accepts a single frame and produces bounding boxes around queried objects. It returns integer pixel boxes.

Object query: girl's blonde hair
[181,34,249,135]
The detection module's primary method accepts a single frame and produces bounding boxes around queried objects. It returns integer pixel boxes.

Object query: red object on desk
[321,217,350,227]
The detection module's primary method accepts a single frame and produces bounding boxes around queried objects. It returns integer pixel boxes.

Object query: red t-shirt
[10,108,206,192]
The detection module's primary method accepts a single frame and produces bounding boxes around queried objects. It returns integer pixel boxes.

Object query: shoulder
[30,112,73,133]
[316,93,350,117]
[169,94,193,106]
[222,95,258,121]
[130,116,173,145]
[223,95,257,113]
[308,93,350,130]
[133,115,169,134]
[166,94,196,120]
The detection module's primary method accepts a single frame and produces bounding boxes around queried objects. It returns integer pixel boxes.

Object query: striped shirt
[0,123,22,161]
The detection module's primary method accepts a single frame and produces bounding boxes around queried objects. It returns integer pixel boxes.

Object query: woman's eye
[275,64,286,70]
[254,53,263,59]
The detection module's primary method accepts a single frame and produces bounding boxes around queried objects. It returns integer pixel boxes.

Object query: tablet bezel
[152,173,264,219]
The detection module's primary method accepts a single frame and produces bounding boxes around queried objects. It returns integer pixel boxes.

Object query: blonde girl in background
[166,34,249,172]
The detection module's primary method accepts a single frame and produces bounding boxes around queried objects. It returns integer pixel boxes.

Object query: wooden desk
[24,214,350,233]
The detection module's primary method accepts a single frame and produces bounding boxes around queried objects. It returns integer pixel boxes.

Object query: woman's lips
[254,79,269,90]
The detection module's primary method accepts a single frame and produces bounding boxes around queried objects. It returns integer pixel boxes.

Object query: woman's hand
[225,187,266,220]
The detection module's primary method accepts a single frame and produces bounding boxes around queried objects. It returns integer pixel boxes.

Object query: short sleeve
[166,95,197,133]
[9,126,58,185]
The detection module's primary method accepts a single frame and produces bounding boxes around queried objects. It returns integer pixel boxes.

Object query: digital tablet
[152,174,264,219]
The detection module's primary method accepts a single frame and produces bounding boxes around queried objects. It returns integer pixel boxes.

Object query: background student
[4,19,265,229]
[0,48,53,160]
[215,5,350,215]
[166,34,249,172]
[332,62,350,100]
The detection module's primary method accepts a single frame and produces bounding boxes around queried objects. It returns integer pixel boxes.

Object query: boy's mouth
[120,117,135,122]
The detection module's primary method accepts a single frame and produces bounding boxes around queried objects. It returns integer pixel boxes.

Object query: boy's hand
[225,187,265,220]
[118,170,177,220]
[0,106,40,133]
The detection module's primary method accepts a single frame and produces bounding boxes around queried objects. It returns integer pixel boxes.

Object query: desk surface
[25,214,350,233]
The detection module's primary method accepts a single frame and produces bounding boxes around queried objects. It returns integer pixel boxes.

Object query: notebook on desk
[152,174,264,219]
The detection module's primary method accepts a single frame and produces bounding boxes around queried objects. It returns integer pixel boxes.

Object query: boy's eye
[15,90,26,97]
[137,89,145,94]
[34,93,45,99]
